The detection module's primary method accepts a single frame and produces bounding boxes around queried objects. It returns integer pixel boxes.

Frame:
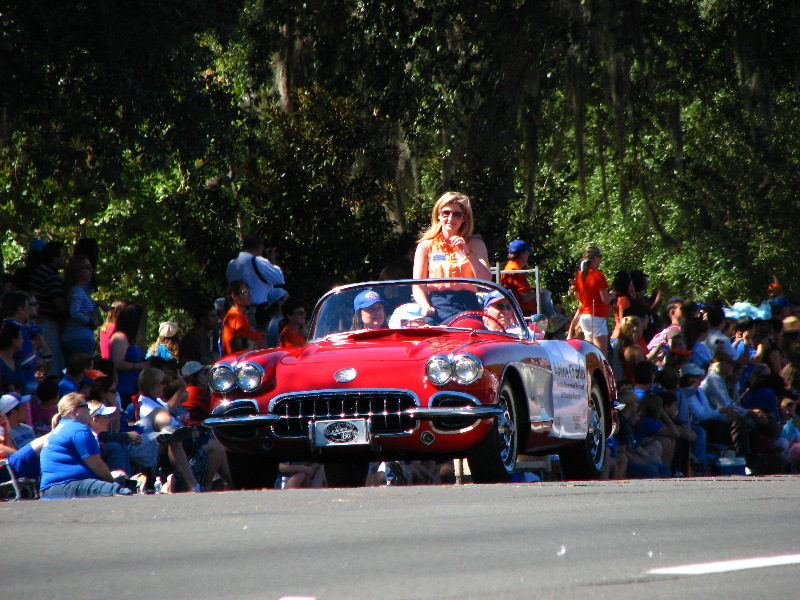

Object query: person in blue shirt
[57,352,92,399]
[39,393,130,499]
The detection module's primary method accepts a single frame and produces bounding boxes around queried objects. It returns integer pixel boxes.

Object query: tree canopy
[3,0,800,329]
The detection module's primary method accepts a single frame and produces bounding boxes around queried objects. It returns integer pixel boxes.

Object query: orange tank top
[426,234,476,291]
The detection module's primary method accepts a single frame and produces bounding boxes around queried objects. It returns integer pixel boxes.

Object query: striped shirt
[62,285,96,343]
[29,265,65,320]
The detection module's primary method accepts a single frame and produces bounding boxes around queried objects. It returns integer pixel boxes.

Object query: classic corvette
[203,278,617,486]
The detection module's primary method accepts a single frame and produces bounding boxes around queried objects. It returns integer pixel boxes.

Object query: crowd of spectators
[2,232,799,498]
[0,233,454,497]
[592,266,800,478]
[0,236,294,497]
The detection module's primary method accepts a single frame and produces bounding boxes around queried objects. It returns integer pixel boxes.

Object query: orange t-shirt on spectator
[279,327,306,348]
[501,258,536,315]
[221,309,262,355]
[574,269,610,318]
[611,295,632,338]
[183,385,211,426]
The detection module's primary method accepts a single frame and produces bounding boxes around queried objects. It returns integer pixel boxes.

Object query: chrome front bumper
[202,405,505,430]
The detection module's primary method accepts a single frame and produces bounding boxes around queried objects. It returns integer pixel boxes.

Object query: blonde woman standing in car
[412,192,491,324]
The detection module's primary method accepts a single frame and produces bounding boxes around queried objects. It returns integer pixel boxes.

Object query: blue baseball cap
[508,240,532,254]
[354,290,383,311]
[483,291,506,309]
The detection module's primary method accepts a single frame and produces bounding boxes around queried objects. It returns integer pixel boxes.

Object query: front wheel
[467,380,519,483]
[559,379,607,479]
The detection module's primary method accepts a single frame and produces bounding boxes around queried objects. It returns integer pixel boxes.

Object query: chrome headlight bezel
[426,355,454,386]
[209,364,236,393]
[236,362,264,392]
[452,353,483,385]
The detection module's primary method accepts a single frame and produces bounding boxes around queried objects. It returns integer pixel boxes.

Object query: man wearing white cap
[0,392,35,449]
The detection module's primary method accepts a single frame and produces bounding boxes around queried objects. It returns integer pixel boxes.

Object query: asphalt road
[2,476,799,600]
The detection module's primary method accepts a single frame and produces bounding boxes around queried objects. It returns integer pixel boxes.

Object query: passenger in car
[388,302,427,329]
[412,192,491,324]
[352,290,387,330]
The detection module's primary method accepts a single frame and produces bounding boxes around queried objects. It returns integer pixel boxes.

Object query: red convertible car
[204,279,616,486]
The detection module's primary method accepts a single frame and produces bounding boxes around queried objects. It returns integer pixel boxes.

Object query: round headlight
[426,355,453,385]
[236,363,263,392]
[452,354,483,385]
[209,365,236,393]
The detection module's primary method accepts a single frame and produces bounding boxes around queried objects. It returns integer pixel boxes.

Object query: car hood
[281,328,481,366]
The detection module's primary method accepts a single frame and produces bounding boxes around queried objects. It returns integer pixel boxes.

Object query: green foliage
[5,0,800,333]
[234,87,399,300]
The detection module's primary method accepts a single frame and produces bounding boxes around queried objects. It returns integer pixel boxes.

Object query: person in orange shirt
[279,299,308,348]
[500,240,537,315]
[221,281,264,356]
[572,245,612,354]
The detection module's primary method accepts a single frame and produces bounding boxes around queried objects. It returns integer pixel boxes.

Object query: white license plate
[310,419,370,447]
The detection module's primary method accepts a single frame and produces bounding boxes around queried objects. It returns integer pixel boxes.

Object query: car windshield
[308,279,530,341]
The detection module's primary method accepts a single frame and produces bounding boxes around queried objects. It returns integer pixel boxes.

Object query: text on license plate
[310,419,370,447]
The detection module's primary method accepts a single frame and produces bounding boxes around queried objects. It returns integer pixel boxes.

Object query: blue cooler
[716,456,747,475]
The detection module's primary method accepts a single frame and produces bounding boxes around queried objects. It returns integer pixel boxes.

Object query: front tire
[467,380,519,483]
[559,379,607,479]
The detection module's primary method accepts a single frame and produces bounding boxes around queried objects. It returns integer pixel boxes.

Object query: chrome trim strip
[429,390,480,403]
[404,406,504,419]
[203,414,282,429]
[426,391,493,434]
[211,399,258,415]
[232,351,259,365]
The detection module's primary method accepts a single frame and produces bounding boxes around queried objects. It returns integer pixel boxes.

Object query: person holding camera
[226,233,285,328]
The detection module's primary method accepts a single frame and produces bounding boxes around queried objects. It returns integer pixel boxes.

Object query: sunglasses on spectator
[440,209,464,219]
[291,309,307,316]
[238,289,251,295]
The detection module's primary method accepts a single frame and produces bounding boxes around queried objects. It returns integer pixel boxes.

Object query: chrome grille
[272,391,417,437]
